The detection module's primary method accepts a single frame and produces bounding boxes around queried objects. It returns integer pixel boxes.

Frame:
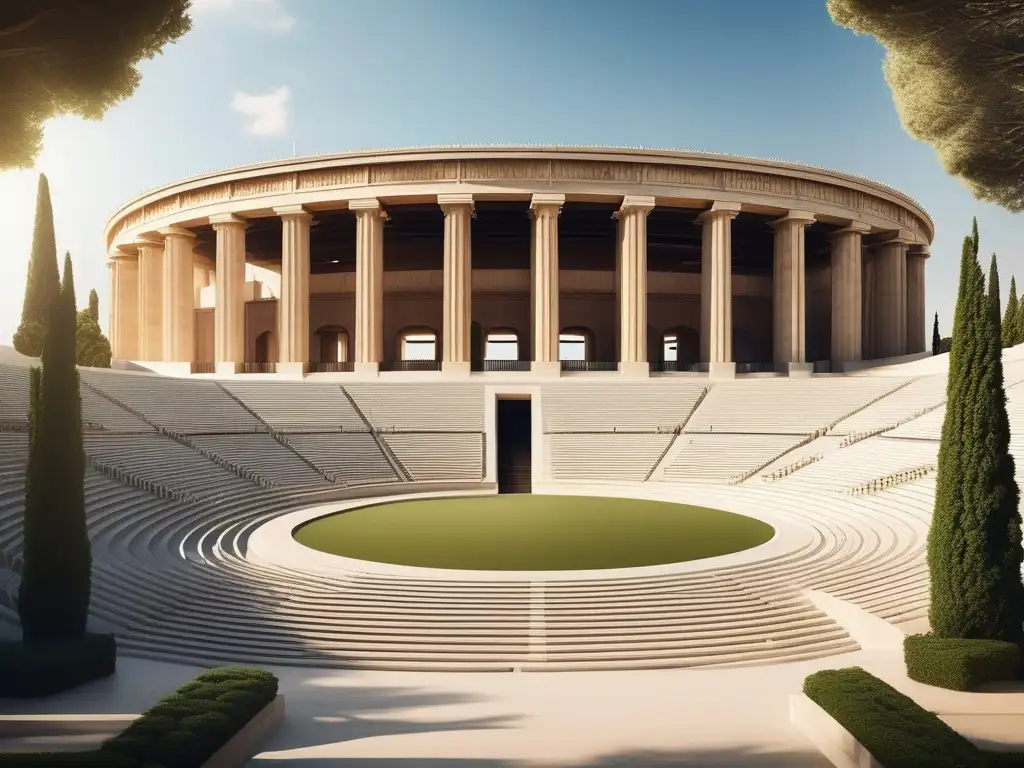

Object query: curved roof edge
[107,144,934,235]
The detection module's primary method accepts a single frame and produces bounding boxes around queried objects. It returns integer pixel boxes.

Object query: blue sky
[0,0,1019,345]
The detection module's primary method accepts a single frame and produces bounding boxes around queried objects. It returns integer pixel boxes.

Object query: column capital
[869,228,917,247]
[908,244,931,258]
[831,221,872,238]
[696,200,742,222]
[209,212,248,227]
[437,193,475,211]
[349,197,383,212]
[273,204,312,220]
[157,226,196,240]
[530,193,565,213]
[132,236,164,249]
[618,195,656,215]
[107,246,137,262]
[770,210,816,228]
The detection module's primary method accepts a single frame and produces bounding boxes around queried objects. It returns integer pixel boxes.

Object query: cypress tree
[989,254,1002,337]
[932,313,941,356]
[1004,278,1019,348]
[928,230,1024,642]
[13,175,60,357]
[18,253,91,642]
[87,289,99,324]
[1015,295,1024,348]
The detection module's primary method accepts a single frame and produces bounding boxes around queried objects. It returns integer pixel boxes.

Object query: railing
[380,360,442,372]
[650,361,707,373]
[191,361,215,374]
[560,360,618,372]
[736,362,776,374]
[846,464,936,495]
[482,360,531,372]
[309,361,354,373]
[241,362,276,374]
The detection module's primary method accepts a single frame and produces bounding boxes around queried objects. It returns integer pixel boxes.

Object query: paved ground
[5,635,1024,765]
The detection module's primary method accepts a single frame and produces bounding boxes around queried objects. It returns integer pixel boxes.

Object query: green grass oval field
[293,495,775,571]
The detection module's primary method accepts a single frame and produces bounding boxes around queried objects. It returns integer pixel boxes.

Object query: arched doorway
[315,325,349,363]
[253,330,277,369]
[559,327,596,371]
[662,326,699,369]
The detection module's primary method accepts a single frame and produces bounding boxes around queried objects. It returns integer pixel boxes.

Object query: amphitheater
[4,347,1020,675]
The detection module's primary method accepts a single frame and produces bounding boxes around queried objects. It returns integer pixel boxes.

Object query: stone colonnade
[107,194,928,375]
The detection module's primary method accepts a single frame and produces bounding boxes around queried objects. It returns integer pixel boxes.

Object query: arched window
[399,329,438,361]
[485,329,519,361]
[559,328,591,362]
[315,325,349,363]
[663,326,698,364]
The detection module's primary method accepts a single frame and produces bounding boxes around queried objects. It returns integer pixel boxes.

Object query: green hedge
[0,754,134,766]
[0,634,116,698]
[905,634,1021,691]
[0,667,277,767]
[803,666,987,768]
[100,667,278,768]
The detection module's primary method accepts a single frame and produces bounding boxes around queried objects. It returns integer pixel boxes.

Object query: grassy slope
[294,495,774,570]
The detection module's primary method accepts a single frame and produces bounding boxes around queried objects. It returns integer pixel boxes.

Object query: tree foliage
[0,2,191,169]
[18,252,91,642]
[87,289,99,324]
[826,1,1024,211]
[932,312,941,356]
[13,174,59,357]
[76,309,112,369]
[928,223,1024,643]
[1004,277,1020,348]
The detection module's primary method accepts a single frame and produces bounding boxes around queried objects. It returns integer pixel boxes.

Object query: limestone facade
[103,146,933,378]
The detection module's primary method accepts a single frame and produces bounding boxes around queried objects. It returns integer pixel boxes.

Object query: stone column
[862,254,875,359]
[108,249,139,361]
[351,198,386,375]
[617,195,655,378]
[698,201,741,378]
[136,239,164,362]
[210,214,247,374]
[871,237,910,359]
[829,222,871,371]
[906,246,928,354]
[771,210,816,375]
[159,227,197,366]
[439,193,474,375]
[530,193,564,377]
[275,205,312,375]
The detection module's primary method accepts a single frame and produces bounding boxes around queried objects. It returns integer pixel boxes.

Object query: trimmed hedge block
[905,634,1020,691]
[0,634,116,698]
[101,666,278,768]
[803,666,986,768]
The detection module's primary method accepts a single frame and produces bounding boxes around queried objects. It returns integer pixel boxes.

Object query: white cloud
[190,0,296,33]
[230,87,292,136]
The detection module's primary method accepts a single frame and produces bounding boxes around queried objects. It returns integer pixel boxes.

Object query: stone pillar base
[441,361,472,377]
[277,362,308,377]
[215,362,243,376]
[159,362,194,377]
[709,362,736,380]
[532,361,561,378]
[788,362,814,377]
[618,361,650,379]
[353,362,380,378]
